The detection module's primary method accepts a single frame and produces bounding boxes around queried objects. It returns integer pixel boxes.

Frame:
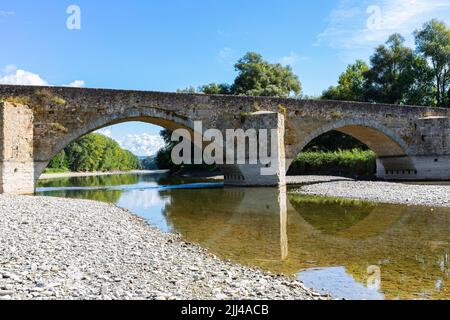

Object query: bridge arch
[286,118,416,178]
[45,107,194,164]
[36,106,253,188]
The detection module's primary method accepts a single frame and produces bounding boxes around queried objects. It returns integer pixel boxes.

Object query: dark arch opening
[287,130,376,179]
[287,124,415,180]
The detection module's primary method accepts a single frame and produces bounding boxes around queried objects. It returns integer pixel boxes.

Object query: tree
[231,52,302,97]
[177,86,197,93]
[156,52,303,171]
[322,60,369,101]
[48,133,141,172]
[141,156,159,170]
[364,34,420,104]
[415,19,450,108]
[402,54,436,106]
[48,150,68,170]
[199,83,232,95]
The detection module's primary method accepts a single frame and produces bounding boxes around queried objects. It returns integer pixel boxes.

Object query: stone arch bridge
[0,84,449,194]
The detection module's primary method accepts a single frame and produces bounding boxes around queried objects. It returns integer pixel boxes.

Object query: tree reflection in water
[37,174,450,300]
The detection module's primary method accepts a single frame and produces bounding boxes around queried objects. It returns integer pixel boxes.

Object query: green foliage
[199,83,232,95]
[177,52,302,98]
[158,52,303,171]
[364,34,422,104]
[232,52,302,97]
[47,133,141,172]
[177,86,197,93]
[321,20,450,108]
[141,156,159,170]
[287,149,376,178]
[415,19,450,108]
[322,60,369,101]
[43,168,70,174]
[48,150,68,170]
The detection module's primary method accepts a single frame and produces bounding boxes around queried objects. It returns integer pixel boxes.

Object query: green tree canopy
[199,83,232,95]
[156,52,303,170]
[48,133,141,172]
[364,34,421,104]
[415,19,450,108]
[231,52,302,97]
[322,60,369,101]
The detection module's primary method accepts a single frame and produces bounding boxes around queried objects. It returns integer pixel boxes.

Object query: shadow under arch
[286,118,416,176]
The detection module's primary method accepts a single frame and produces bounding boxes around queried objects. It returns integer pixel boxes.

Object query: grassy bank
[287,149,376,179]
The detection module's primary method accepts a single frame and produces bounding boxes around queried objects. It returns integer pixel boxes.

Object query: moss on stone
[0,96,31,106]
[49,122,68,133]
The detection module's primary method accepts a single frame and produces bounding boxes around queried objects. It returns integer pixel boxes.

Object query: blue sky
[1,0,450,156]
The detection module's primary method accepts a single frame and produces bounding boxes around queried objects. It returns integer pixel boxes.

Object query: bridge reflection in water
[37,173,450,300]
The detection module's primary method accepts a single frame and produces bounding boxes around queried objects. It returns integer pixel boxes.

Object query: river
[36,172,450,300]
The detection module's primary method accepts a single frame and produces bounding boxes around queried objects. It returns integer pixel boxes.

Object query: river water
[36,172,450,300]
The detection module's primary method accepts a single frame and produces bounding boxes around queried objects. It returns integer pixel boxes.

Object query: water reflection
[298,266,384,300]
[37,174,450,300]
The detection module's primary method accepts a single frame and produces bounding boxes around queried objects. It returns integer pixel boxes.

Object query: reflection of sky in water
[298,266,384,300]
[116,189,172,232]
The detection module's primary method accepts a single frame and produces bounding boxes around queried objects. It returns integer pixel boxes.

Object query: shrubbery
[287,149,376,178]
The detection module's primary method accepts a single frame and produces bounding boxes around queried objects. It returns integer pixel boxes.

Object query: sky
[1,0,450,156]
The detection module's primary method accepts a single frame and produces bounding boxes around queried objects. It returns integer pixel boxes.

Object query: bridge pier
[0,102,36,194]
[377,155,450,180]
[220,111,286,187]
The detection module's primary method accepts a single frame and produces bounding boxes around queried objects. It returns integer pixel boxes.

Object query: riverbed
[287,175,450,208]
[0,194,324,300]
[31,172,450,300]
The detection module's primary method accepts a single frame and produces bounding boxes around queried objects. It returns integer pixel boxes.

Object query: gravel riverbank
[0,195,327,300]
[287,176,450,208]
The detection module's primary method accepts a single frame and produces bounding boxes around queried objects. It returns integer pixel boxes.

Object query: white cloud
[217,47,234,65]
[95,129,165,157]
[317,0,450,61]
[0,65,86,87]
[278,52,308,66]
[217,29,232,37]
[65,80,85,88]
[0,10,14,17]
[97,128,112,137]
[0,67,48,86]
[118,133,165,157]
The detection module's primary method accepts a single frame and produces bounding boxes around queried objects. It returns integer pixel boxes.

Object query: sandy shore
[287,175,450,208]
[0,195,327,300]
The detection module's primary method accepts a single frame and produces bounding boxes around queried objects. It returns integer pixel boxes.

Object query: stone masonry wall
[0,102,34,194]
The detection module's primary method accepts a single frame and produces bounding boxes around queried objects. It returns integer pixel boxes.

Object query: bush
[287,149,376,178]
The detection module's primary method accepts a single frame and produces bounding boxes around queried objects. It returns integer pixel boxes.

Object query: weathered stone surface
[0,84,449,194]
[0,102,34,194]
